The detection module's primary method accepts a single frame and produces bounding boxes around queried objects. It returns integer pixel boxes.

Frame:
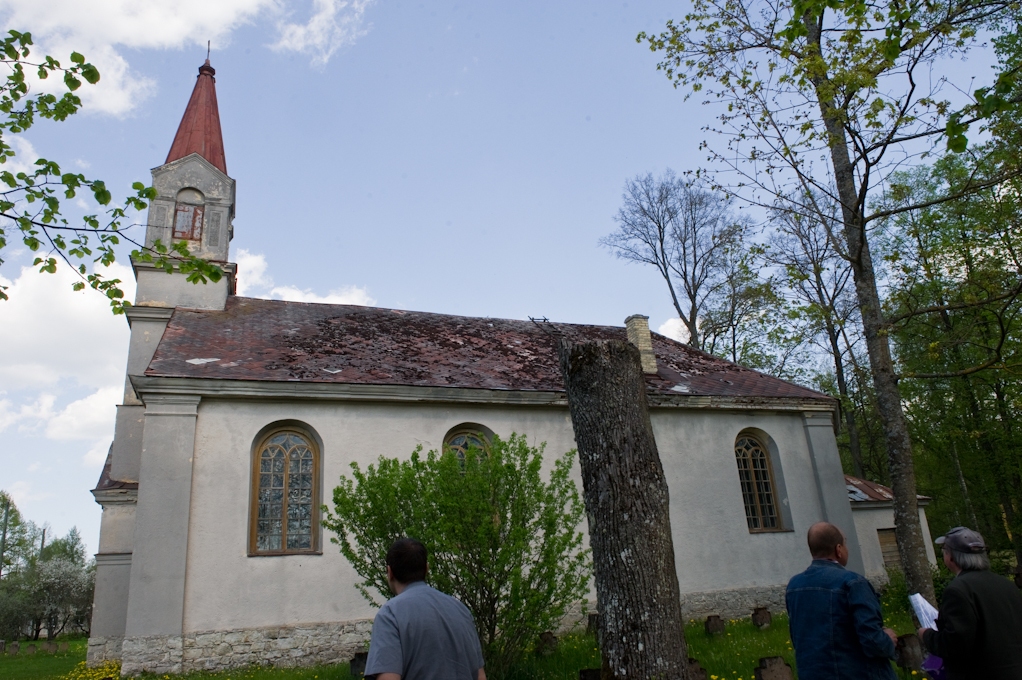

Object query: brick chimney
[625,315,658,374]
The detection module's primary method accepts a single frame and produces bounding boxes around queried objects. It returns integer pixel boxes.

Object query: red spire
[165,60,227,174]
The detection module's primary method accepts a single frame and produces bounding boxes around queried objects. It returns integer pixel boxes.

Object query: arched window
[173,188,204,241]
[735,434,781,531]
[443,423,493,461]
[250,428,319,555]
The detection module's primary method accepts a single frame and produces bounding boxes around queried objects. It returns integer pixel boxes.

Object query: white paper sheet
[910,593,939,630]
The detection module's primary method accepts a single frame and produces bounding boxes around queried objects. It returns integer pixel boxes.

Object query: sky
[0,0,723,555]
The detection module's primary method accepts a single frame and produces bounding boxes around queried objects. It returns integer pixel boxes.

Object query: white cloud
[272,0,375,67]
[83,439,112,467]
[235,247,375,306]
[0,263,133,390]
[658,317,690,344]
[0,0,374,115]
[46,386,121,442]
[0,393,55,433]
[8,480,52,504]
[268,284,375,305]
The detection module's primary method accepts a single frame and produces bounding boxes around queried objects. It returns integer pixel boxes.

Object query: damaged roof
[846,475,930,503]
[143,297,832,402]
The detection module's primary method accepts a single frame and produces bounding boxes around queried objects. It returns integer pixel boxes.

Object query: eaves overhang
[129,374,838,413]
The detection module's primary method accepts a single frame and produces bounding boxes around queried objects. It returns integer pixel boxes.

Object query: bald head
[808,522,845,559]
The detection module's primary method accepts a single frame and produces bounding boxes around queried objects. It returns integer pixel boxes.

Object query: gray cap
[935,526,986,554]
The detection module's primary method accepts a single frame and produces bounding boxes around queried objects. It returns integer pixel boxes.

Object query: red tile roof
[143,297,833,402]
[165,60,227,174]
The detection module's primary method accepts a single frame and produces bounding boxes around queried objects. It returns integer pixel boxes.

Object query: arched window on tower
[173,187,205,241]
[734,433,782,531]
[250,426,319,555]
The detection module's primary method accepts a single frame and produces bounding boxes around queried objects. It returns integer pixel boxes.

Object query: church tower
[134,58,237,308]
[89,59,236,666]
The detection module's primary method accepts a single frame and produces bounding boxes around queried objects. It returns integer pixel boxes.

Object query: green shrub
[323,433,591,678]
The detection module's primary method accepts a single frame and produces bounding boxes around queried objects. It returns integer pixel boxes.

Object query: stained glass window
[445,430,488,461]
[735,435,780,531]
[252,431,317,554]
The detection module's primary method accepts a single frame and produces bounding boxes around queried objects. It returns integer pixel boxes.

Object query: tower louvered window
[735,435,780,531]
[250,430,318,555]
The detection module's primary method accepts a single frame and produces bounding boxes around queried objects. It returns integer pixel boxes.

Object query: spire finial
[206,40,210,61]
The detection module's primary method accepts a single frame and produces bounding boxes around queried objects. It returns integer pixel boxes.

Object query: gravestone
[896,634,924,672]
[24,643,36,655]
[58,641,69,653]
[704,615,725,635]
[688,657,708,680]
[350,651,368,678]
[752,607,772,629]
[579,669,601,680]
[753,656,794,680]
[7,641,19,655]
[42,641,57,653]
[586,613,600,636]
[537,631,559,656]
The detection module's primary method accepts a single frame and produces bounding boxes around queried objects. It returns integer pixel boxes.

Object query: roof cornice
[129,374,836,412]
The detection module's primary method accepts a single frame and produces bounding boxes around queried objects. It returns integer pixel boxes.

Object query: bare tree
[767,196,867,476]
[602,171,751,350]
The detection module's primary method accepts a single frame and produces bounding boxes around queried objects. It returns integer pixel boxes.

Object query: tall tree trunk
[826,322,864,477]
[558,338,689,680]
[804,15,935,603]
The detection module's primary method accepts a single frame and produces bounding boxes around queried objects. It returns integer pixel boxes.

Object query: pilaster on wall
[124,395,201,639]
[802,412,865,575]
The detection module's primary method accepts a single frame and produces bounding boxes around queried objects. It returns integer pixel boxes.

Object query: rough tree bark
[558,338,689,680]
[803,15,936,605]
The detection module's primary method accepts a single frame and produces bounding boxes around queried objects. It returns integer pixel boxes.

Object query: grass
[0,637,89,680]
[0,608,919,680]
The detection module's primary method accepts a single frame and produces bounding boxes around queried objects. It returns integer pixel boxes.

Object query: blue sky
[0,0,720,554]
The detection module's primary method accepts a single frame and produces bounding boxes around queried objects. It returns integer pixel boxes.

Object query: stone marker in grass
[752,607,772,629]
[58,641,69,652]
[688,657,708,680]
[7,641,18,655]
[350,651,368,678]
[42,641,57,653]
[704,615,725,635]
[24,643,36,655]
[753,656,793,680]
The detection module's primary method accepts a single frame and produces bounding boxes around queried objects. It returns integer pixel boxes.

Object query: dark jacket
[922,568,1022,680]
[786,559,897,680]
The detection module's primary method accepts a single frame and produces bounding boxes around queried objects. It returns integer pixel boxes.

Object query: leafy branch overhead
[0,30,222,313]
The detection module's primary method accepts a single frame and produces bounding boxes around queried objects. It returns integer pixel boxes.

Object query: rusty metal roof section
[165,60,227,174]
[846,475,929,503]
[143,297,832,402]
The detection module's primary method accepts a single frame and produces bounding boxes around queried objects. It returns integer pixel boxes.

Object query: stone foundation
[679,584,787,621]
[102,585,786,676]
[118,619,373,676]
[87,636,123,665]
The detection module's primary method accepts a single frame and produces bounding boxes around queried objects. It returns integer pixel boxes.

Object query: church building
[88,61,923,675]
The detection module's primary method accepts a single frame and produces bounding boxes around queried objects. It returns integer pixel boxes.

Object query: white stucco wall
[851,504,938,583]
[176,398,848,634]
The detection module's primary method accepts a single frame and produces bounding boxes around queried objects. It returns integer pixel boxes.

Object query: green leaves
[324,434,591,677]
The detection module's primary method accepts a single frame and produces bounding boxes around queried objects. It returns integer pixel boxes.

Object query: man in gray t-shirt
[364,538,486,680]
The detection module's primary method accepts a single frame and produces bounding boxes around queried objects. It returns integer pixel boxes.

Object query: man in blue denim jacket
[786,522,898,680]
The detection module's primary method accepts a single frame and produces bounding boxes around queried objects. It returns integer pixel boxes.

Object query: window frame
[248,426,321,557]
[734,432,785,533]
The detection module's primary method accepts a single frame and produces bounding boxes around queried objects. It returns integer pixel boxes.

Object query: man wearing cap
[919,526,1022,680]
[787,522,898,679]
